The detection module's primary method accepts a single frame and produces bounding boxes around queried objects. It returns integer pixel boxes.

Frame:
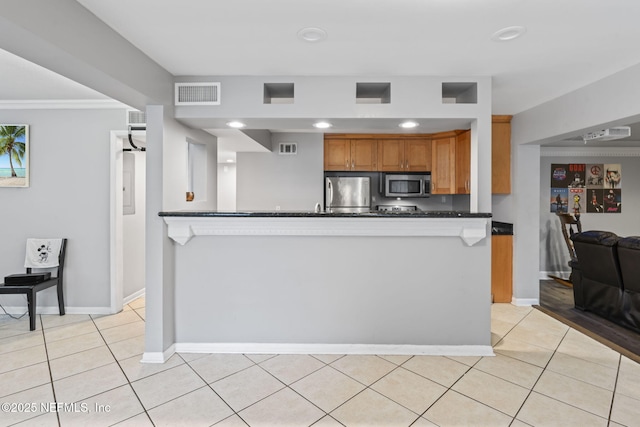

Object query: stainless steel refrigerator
[325,177,371,213]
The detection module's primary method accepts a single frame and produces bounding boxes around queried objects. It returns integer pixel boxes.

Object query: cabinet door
[351,139,377,171]
[492,116,512,194]
[405,139,432,172]
[377,139,405,171]
[455,130,471,194]
[431,137,456,194]
[324,139,351,171]
[491,235,513,303]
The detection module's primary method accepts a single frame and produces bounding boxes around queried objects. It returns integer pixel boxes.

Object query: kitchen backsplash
[324,171,458,211]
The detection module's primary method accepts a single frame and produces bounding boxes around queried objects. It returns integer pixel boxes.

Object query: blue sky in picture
[0,132,26,169]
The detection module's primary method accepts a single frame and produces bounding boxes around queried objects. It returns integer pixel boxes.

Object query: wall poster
[0,124,29,188]
[550,163,621,214]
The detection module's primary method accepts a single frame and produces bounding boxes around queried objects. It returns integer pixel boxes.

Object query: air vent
[175,82,221,106]
[127,109,146,126]
[279,143,297,155]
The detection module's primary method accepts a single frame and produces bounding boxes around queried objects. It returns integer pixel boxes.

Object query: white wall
[123,149,146,300]
[217,163,236,211]
[0,108,126,312]
[236,133,323,211]
[162,118,218,211]
[539,151,640,277]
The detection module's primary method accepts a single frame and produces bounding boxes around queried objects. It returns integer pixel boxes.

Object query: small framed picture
[0,124,29,188]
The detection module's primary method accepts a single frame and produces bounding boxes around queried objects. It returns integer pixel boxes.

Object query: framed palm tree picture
[0,125,29,188]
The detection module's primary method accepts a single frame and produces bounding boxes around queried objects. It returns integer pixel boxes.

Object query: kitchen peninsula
[160,210,493,356]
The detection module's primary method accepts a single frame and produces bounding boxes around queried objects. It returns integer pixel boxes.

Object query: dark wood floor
[537,279,640,364]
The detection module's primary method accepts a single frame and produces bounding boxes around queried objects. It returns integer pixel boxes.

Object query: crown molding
[541,146,640,157]
[0,99,130,110]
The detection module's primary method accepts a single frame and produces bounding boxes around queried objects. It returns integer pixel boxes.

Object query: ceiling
[3,0,640,152]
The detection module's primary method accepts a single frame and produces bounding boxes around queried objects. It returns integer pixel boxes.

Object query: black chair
[617,236,640,331]
[0,239,67,331]
[570,231,622,319]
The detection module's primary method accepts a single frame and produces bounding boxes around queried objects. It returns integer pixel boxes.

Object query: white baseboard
[141,344,176,364]
[124,289,145,305]
[512,297,539,306]
[174,343,495,357]
[540,270,570,280]
[0,306,113,315]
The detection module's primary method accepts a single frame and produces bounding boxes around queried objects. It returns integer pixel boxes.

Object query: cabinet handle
[346,159,349,168]
[406,160,409,169]
[351,160,355,169]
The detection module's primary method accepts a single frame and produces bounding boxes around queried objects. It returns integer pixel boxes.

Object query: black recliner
[617,236,640,331]
[570,231,623,320]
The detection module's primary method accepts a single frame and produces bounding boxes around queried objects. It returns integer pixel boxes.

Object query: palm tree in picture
[0,125,26,177]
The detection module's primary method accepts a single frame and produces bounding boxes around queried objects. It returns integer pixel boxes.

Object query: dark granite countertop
[491,221,514,235]
[159,210,492,218]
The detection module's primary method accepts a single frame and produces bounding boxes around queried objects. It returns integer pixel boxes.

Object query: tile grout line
[39,314,62,427]
[509,309,613,424]
[606,354,623,426]
[182,353,254,424]
[88,304,155,427]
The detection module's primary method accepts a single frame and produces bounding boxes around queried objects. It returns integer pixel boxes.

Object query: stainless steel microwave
[383,173,431,198]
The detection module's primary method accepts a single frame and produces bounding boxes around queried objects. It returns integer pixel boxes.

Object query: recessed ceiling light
[226,159,234,163]
[313,121,332,129]
[226,121,246,128]
[297,27,328,43]
[491,26,526,42]
[399,121,419,129]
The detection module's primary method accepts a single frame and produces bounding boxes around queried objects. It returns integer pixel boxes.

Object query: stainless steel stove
[375,205,421,213]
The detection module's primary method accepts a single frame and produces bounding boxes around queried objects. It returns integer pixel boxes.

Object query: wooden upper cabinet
[431,137,456,194]
[378,139,404,171]
[378,139,431,172]
[492,115,512,194]
[455,130,471,194]
[324,139,351,171]
[324,138,377,171]
[351,139,377,171]
[405,139,432,172]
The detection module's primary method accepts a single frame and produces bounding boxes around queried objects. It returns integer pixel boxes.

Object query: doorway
[110,131,146,313]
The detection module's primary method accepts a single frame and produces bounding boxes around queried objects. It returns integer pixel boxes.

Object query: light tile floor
[1,299,639,426]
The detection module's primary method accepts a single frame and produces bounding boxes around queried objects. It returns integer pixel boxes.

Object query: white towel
[24,239,62,268]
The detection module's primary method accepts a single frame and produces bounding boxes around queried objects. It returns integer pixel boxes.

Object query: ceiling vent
[127,109,146,126]
[582,126,631,142]
[175,82,221,106]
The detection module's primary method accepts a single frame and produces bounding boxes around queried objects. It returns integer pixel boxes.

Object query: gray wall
[0,108,126,311]
[143,106,218,356]
[539,152,640,276]
[510,62,640,304]
[237,133,323,211]
[174,234,491,347]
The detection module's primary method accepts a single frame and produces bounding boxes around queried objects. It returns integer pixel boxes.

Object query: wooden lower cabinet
[491,235,513,303]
